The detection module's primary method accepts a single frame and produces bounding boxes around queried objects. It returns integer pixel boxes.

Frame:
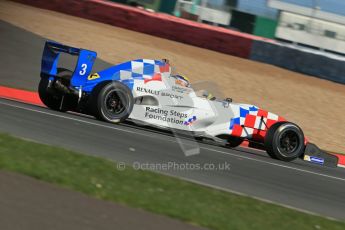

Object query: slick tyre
[265,122,305,161]
[91,81,134,123]
[38,68,72,112]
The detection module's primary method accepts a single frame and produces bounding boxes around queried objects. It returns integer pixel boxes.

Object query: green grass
[0,133,344,230]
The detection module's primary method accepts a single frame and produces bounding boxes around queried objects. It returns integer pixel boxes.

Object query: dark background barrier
[251,40,345,84]
[12,0,345,84]
[13,0,260,59]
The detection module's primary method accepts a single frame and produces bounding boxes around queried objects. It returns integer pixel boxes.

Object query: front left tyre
[264,121,305,161]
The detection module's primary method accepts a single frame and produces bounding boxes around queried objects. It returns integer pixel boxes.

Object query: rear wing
[41,41,97,86]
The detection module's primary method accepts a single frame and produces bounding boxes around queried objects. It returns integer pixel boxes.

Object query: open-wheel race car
[39,41,338,165]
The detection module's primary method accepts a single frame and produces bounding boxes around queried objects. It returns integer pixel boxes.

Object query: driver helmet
[174,74,191,87]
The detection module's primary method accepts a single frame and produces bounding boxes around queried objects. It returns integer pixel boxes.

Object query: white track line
[1,99,345,183]
[157,171,339,221]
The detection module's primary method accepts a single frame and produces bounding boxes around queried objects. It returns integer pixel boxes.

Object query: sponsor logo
[136,87,160,96]
[304,155,324,165]
[161,92,183,100]
[184,116,197,126]
[310,156,325,164]
[145,107,168,117]
[170,110,188,119]
[303,155,311,161]
[87,73,100,80]
[136,87,183,100]
[144,107,188,125]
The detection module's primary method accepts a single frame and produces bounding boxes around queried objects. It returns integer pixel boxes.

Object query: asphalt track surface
[1,20,345,220]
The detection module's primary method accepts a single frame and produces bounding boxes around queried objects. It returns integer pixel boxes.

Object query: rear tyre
[264,122,305,161]
[38,68,72,112]
[91,81,134,123]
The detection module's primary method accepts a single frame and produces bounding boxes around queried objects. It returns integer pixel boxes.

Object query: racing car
[38,41,338,165]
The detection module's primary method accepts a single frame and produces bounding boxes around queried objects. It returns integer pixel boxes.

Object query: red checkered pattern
[159,63,170,73]
[231,109,286,141]
[244,114,256,127]
[120,61,171,82]
[253,109,284,141]
[144,73,162,84]
[232,124,243,137]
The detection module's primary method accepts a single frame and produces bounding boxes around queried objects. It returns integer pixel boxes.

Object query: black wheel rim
[104,90,127,116]
[278,130,299,155]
